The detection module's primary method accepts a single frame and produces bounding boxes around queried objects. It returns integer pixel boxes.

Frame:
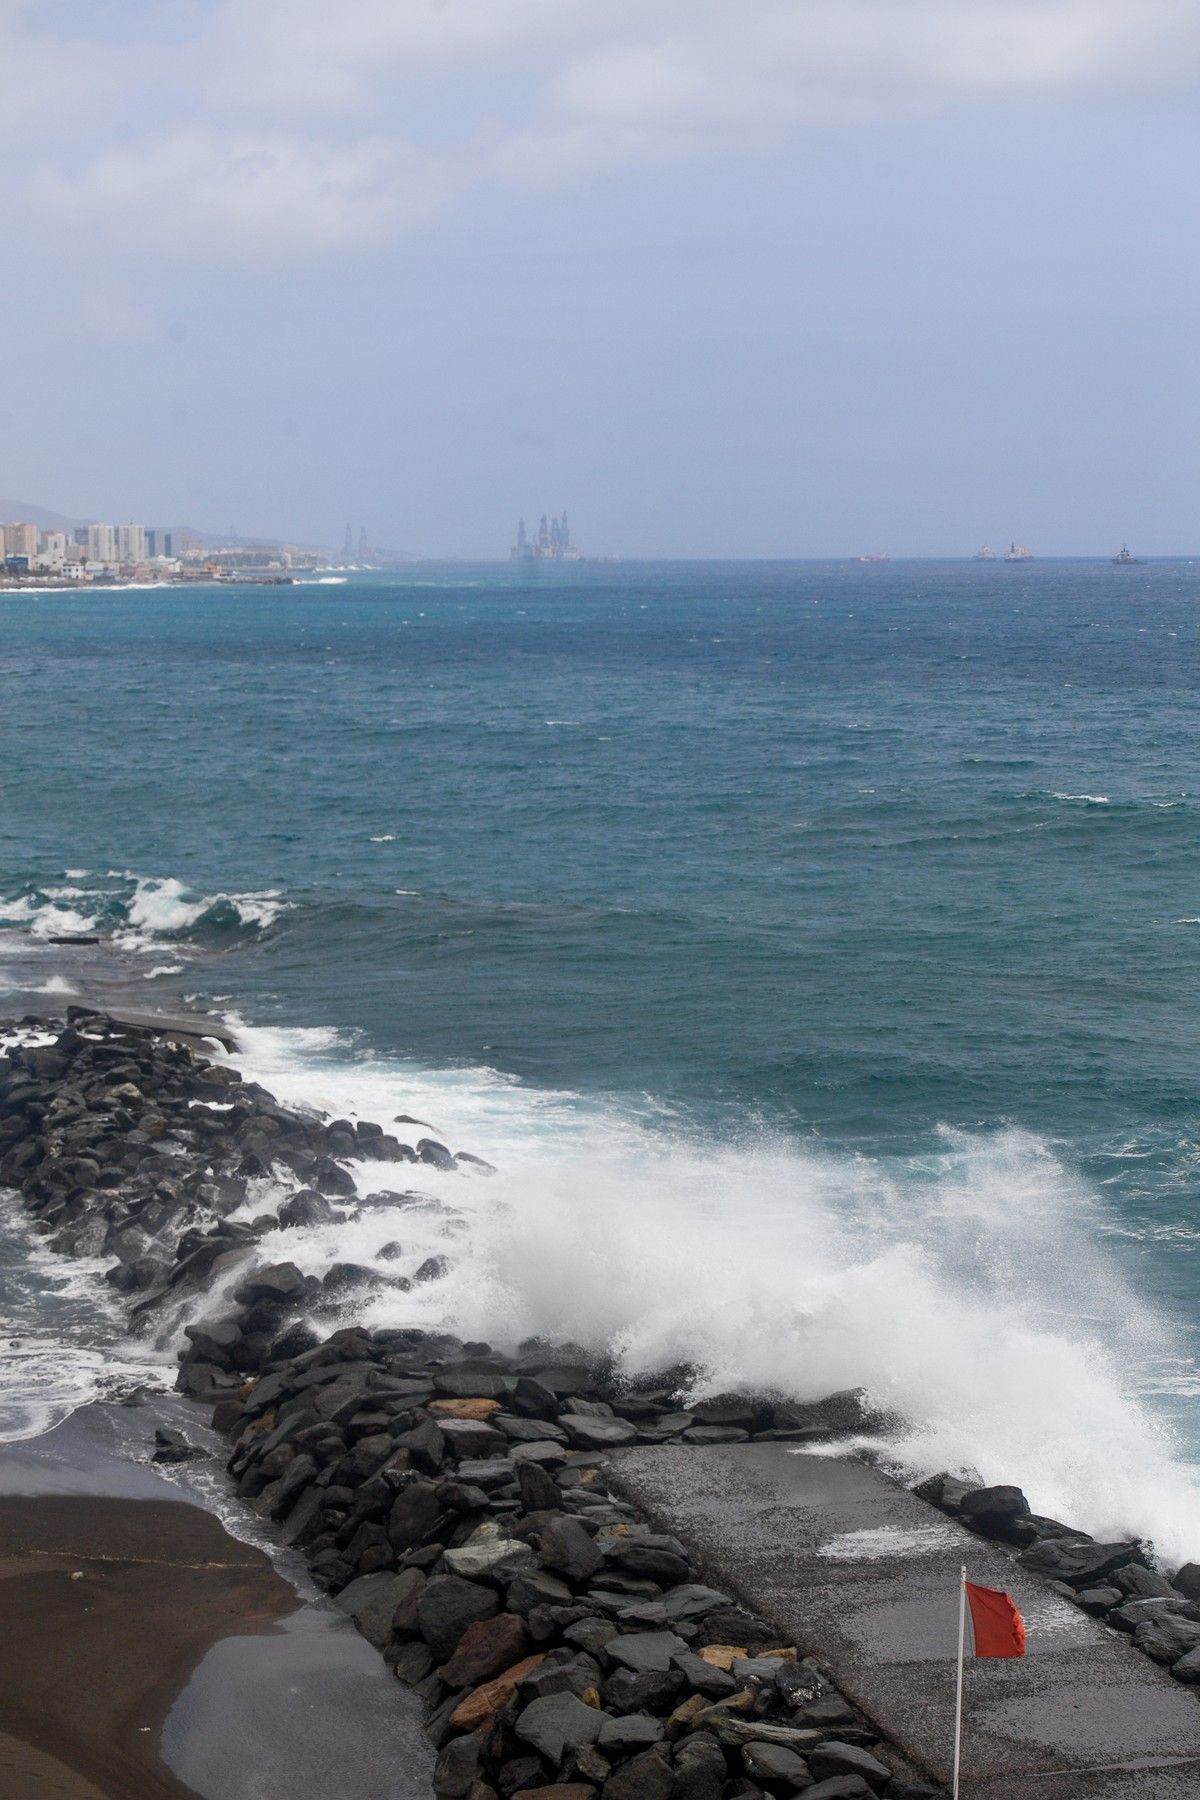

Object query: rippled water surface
[3,561,1200,1552]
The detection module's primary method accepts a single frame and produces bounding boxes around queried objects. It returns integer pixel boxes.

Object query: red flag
[965,1579,1026,1658]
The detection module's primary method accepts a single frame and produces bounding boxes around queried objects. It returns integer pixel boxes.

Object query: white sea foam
[1051,792,1111,804]
[1,870,289,952]
[122,875,288,939]
[219,1020,1200,1569]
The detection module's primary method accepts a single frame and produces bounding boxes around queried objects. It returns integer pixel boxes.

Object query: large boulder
[233,1261,307,1303]
[607,1632,689,1675]
[449,1653,546,1731]
[333,1569,416,1649]
[807,1742,892,1788]
[1173,1563,1200,1602]
[957,1484,1029,1524]
[600,1747,673,1800]
[742,1740,813,1786]
[559,1416,637,1450]
[417,1574,500,1661]
[514,1692,605,1763]
[540,1515,604,1583]
[387,1478,442,1550]
[1133,1616,1200,1666]
[432,1729,487,1800]
[438,1611,531,1687]
[1018,1539,1144,1588]
[671,1733,727,1800]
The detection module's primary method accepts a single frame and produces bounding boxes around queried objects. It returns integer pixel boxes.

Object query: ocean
[3,559,1200,1561]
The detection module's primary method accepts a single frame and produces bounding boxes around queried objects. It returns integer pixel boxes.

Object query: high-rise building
[162,532,174,558]
[117,523,146,563]
[358,527,369,562]
[2,522,38,558]
[87,523,118,563]
[342,523,353,560]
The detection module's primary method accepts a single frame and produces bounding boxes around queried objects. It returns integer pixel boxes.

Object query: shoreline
[4,1001,1200,1795]
[0,1403,434,1800]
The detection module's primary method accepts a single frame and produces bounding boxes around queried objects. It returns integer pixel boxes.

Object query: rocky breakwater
[0,1009,946,1798]
[914,1475,1200,1688]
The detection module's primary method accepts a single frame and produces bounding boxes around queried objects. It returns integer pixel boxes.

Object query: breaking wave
[220,1019,1200,1568]
[0,872,289,956]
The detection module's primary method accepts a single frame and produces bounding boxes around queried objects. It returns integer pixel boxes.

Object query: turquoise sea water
[4,561,1200,1552]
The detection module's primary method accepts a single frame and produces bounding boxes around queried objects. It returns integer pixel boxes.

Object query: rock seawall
[5,1006,1195,1796]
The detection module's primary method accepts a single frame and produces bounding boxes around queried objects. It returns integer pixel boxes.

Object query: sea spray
[223,1020,1200,1567]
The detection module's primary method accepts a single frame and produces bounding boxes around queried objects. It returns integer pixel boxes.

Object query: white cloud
[38,130,450,256]
[17,0,1200,258]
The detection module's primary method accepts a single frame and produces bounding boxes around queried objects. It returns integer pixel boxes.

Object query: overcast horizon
[3,1,1197,559]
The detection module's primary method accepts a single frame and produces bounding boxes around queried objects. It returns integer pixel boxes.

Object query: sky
[2,0,1197,557]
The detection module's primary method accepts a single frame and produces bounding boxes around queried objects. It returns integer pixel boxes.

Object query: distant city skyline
[1,4,1197,557]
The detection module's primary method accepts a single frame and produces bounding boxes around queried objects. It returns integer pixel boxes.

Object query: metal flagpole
[953,1563,967,1800]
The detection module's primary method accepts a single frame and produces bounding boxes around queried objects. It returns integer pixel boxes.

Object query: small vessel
[854,552,890,563]
[1112,544,1141,565]
[1004,542,1032,562]
[974,546,996,561]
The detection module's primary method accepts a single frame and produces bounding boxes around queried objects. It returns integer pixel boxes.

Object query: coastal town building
[2,521,38,558]
[118,522,146,563]
[2,510,323,587]
[86,522,117,563]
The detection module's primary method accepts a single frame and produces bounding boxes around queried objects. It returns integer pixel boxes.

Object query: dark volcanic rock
[540,1514,604,1583]
[278,1189,334,1229]
[514,1692,605,1762]
[437,1612,532,1688]
[559,1415,637,1450]
[672,1733,727,1800]
[234,1261,308,1304]
[600,1747,673,1800]
[432,1728,487,1799]
[1133,1615,1200,1666]
[1174,1563,1200,1601]
[957,1484,1029,1522]
[417,1573,500,1661]
[603,1668,684,1714]
[1018,1539,1145,1588]
[388,1478,443,1550]
[742,1740,813,1785]
[807,1742,891,1787]
[333,1570,415,1649]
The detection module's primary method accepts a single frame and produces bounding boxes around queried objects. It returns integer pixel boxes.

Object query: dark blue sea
[3,560,1200,1557]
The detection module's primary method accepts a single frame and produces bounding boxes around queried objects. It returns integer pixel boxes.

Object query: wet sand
[0,1407,433,1800]
[0,1492,289,1800]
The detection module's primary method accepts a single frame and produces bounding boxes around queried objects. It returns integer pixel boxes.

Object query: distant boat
[1112,544,1141,565]
[974,546,996,561]
[1004,543,1033,562]
[854,552,890,563]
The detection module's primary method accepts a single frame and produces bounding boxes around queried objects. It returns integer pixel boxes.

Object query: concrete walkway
[612,1444,1200,1798]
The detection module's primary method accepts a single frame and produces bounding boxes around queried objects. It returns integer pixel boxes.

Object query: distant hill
[0,497,82,532]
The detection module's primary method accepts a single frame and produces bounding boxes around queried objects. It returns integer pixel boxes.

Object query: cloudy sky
[2,0,1197,555]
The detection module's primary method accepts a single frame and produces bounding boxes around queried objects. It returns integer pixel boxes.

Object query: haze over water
[4,561,1200,1559]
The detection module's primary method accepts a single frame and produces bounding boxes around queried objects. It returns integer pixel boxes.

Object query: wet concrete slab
[612,1444,1200,1799]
